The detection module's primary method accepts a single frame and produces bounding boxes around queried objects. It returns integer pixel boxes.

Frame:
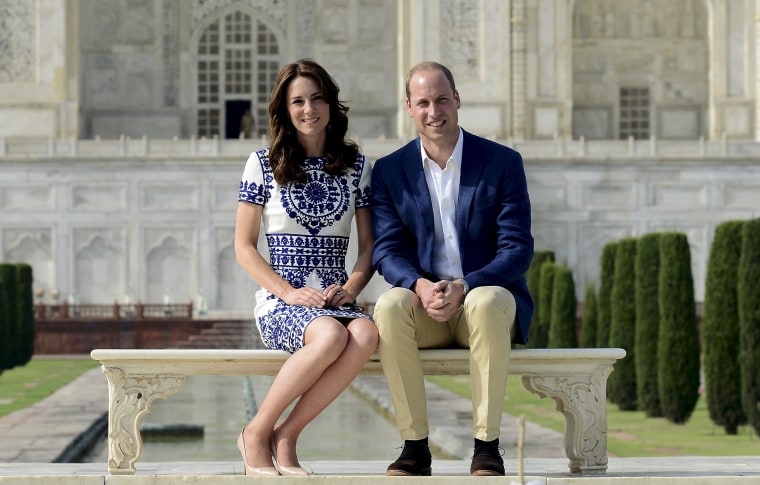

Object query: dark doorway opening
[225,100,252,139]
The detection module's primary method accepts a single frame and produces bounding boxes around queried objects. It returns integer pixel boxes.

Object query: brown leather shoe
[386,439,432,476]
[470,439,505,476]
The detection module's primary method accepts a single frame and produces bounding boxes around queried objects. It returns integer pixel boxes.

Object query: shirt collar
[420,127,464,169]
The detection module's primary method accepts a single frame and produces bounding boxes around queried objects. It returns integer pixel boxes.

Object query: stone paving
[1,359,759,483]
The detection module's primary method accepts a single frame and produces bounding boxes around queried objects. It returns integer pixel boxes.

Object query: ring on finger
[336,289,343,296]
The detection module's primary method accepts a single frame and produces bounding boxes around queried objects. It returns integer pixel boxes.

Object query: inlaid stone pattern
[0,0,34,82]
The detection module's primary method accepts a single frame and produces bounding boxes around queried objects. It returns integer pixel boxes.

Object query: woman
[234,59,377,476]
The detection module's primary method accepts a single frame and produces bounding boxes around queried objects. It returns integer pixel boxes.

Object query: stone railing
[3,135,760,161]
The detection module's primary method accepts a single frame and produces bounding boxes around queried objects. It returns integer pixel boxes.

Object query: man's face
[406,68,460,144]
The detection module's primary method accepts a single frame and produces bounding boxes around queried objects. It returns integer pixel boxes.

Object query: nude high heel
[236,428,279,476]
[271,431,310,476]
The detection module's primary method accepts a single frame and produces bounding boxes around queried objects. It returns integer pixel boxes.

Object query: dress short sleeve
[239,149,272,206]
[354,154,371,209]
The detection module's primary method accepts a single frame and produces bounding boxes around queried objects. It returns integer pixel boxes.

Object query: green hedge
[16,263,35,367]
[0,278,7,373]
[609,237,638,410]
[703,221,745,434]
[535,260,558,349]
[738,218,760,437]
[657,232,700,424]
[0,264,19,370]
[548,265,578,348]
[596,242,617,348]
[526,251,555,348]
[580,283,597,348]
[635,232,662,417]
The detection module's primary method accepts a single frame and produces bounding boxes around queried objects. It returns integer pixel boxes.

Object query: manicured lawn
[427,375,760,457]
[0,357,99,419]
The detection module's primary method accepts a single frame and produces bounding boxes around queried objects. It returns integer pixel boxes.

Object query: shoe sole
[387,468,432,476]
[471,470,505,476]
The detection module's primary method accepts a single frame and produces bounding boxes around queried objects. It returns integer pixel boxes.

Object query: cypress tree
[548,265,578,348]
[738,218,760,437]
[580,283,597,348]
[596,242,617,348]
[0,264,18,369]
[635,232,663,417]
[0,279,7,373]
[16,263,35,366]
[609,237,637,410]
[525,251,555,348]
[537,260,557,348]
[703,221,745,434]
[657,232,700,424]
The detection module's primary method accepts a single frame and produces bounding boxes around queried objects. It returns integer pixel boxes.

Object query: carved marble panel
[70,184,127,212]
[529,181,567,210]
[144,227,194,302]
[212,182,236,212]
[650,183,707,209]
[534,107,560,138]
[442,0,481,76]
[0,0,34,82]
[582,183,635,210]
[572,107,611,139]
[659,107,699,139]
[140,184,199,212]
[72,227,126,303]
[721,183,760,209]
[723,104,752,137]
[2,227,54,292]
[0,185,55,211]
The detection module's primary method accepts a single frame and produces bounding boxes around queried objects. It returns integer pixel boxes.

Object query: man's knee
[464,286,516,326]
[374,287,416,321]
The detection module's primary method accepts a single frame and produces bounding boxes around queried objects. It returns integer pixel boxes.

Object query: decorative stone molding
[101,366,185,474]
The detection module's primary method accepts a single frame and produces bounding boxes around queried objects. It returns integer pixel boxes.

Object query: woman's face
[286,75,330,143]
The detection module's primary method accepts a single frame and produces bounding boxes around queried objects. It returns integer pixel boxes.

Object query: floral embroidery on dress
[280,158,351,235]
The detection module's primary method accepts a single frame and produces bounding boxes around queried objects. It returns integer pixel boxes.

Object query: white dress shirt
[420,127,465,281]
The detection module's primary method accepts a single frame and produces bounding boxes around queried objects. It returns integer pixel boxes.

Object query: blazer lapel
[457,132,484,245]
[403,139,436,267]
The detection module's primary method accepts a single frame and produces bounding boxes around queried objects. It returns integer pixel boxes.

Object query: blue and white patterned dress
[238,149,373,353]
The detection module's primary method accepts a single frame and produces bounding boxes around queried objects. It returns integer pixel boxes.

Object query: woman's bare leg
[241,317,352,468]
[273,318,378,467]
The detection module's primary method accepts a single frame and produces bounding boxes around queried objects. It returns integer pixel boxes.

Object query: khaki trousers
[374,286,517,442]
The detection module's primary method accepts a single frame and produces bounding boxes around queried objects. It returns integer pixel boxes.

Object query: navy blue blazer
[371,130,534,344]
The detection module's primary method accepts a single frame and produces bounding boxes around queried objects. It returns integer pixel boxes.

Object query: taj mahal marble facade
[1,0,759,315]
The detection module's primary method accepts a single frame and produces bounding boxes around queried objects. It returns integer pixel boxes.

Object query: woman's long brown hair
[268,59,359,185]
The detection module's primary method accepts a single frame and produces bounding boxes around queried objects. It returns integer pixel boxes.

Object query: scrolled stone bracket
[101,366,185,475]
[520,364,614,474]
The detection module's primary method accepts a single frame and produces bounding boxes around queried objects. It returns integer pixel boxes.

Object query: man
[370,61,534,477]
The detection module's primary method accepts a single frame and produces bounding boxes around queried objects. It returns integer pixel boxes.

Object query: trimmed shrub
[537,260,558,348]
[16,263,35,366]
[703,221,745,434]
[526,251,555,348]
[580,283,597,348]
[0,264,19,369]
[609,238,638,410]
[738,218,760,437]
[657,232,700,424]
[596,242,617,348]
[635,232,663,417]
[548,265,578,348]
[0,278,7,373]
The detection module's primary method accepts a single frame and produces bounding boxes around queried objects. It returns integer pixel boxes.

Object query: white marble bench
[90,347,625,476]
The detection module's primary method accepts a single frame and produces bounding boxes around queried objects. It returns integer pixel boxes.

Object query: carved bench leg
[519,364,614,475]
[101,366,185,475]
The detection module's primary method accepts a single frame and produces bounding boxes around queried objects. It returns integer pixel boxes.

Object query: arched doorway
[196,10,280,139]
